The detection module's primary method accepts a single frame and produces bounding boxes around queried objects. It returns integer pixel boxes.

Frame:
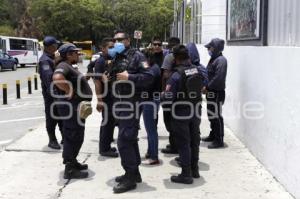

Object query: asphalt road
[0,66,45,150]
[0,65,38,99]
[0,63,89,151]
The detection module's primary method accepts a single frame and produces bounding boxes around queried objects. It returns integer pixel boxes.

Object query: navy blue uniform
[163,65,207,170]
[38,52,63,142]
[54,62,92,163]
[94,56,116,153]
[114,48,154,174]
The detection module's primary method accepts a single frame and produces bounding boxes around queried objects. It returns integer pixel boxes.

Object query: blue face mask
[108,43,125,58]
[108,48,116,58]
[208,50,213,57]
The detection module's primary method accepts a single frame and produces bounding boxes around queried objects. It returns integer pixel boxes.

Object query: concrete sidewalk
[0,100,294,199]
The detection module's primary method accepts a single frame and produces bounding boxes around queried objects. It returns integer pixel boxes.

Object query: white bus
[0,36,41,67]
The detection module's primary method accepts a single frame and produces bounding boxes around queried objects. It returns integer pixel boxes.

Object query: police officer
[110,31,154,194]
[162,45,206,184]
[39,36,63,150]
[202,38,227,149]
[52,43,93,179]
[93,37,118,157]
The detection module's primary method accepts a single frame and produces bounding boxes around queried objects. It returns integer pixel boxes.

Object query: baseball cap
[58,43,82,56]
[43,36,59,46]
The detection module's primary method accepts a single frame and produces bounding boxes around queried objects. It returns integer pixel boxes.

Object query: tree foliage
[0,0,174,43]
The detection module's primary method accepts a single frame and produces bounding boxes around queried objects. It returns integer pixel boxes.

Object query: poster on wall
[226,0,268,45]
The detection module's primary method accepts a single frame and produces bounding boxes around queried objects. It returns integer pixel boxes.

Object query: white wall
[201,0,226,44]
[198,45,300,199]
[199,0,300,197]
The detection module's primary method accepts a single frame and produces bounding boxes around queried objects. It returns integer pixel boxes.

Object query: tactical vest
[176,65,204,104]
[110,48,139,98]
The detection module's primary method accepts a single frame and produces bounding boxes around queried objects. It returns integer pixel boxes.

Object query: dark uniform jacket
[54,61,93,101]
[39,52,56,98]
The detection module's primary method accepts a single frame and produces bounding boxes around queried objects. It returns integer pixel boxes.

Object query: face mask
[108,48,116,58]
[114,42,125,54]
[208,50,213,57]
[108,43,125,58]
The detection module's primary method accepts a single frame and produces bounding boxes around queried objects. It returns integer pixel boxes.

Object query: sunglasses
[153,43,162,47]
[114,38,127,42]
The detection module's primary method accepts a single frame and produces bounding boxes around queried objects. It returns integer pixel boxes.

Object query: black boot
[208,141,224,149]
[161,147,178,154]
[191,164,200,178]
[48,140,61,150]
[171,167,193,184]
[113,172,137,194]
[115,169,142,183]
[64,162,89,179]
[74,160,88,170]
[202,135,214,142]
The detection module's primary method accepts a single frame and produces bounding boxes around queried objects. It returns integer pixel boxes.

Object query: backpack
[176,65,204,104]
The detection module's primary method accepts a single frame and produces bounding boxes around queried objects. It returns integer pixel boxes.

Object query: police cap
[43,36,59,47]
[58,43,81,56]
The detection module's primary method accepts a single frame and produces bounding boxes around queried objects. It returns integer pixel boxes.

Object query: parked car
[0,52,18,71]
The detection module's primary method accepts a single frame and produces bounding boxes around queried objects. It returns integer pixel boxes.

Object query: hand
[96,100,104,112]
[116,71,129,81]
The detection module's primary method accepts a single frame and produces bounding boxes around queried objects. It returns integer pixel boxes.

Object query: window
[26,40,34,51]
[10,39,27,50]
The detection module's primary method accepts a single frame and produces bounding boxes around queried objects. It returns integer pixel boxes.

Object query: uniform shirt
[94,56,107,80]
[38,52,56,97]
[207,54,227,91]
[93,55,113,100]
[122,48,154,93]
[163,65,208,116]
[54,61,92,101]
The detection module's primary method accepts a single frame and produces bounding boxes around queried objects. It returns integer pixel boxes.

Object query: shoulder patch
[42,65,50,71]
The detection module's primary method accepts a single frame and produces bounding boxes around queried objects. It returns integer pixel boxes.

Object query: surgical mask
[108,48,117,58]
[208,50,213,57]
[108,43,125,58]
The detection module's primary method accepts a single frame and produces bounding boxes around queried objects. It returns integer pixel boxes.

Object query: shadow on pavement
[106,177,157,193]
[200,142,229,149]
[57,169,96,186]
[169,159,210,171]
[163,175,206,189]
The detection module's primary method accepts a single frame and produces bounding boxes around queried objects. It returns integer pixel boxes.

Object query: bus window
[26,40,34,51]
[10,39,27,50]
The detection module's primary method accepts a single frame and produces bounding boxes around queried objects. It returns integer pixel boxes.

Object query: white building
[172,0,300,198]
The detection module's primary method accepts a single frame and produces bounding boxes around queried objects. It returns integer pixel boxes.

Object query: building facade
[172,0,300,198]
